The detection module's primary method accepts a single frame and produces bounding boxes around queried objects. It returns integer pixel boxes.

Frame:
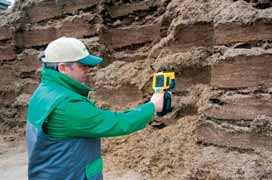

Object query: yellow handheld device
[152,72,175,93]
[152,72,175,116]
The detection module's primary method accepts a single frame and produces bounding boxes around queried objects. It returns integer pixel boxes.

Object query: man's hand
[150,93,164,112]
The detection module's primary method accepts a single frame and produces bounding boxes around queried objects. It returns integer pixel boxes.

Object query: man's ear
[58,63,66,73]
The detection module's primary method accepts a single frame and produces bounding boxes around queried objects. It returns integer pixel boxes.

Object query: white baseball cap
[41,37,103,66]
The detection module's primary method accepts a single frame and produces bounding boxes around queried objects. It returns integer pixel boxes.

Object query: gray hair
[43,62,59,71]
[38,51,74,71]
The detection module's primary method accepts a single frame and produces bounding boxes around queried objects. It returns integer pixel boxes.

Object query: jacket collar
[41,68,93,97]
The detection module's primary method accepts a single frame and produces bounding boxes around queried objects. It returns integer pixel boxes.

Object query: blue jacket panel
[26,123,103,180]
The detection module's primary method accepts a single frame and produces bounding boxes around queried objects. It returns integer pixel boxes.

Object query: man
[26,37,164,180]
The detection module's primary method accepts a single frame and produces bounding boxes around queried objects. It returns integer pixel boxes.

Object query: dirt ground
[0,136,27,180]
[0,138,148,180]
[0,115,197,180]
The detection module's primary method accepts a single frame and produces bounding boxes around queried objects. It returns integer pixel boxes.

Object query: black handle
[157,91,172,116]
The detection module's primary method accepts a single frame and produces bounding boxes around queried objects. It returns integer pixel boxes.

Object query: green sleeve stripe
[85,157,103,179]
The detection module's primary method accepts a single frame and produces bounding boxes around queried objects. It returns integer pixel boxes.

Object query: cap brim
[78,54,103,66]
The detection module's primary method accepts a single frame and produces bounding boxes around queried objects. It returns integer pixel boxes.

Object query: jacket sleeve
[61,99,155,138]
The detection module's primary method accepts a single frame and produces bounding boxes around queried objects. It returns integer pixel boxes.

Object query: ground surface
[0,139,148,180]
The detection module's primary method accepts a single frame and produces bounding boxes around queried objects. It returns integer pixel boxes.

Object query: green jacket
[27,68,155,138]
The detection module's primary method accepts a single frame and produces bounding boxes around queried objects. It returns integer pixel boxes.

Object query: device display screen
[156,75,164,87]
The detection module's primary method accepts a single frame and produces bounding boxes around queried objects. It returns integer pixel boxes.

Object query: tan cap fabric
[42,37,102,66]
